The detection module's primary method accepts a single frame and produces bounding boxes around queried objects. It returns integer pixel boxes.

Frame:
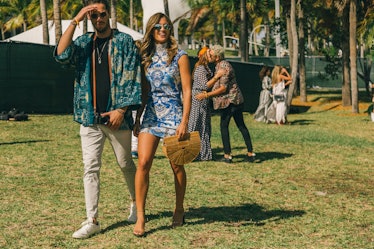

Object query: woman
[253,66,273,122]
[196,45,256,163]
[133,13,192,237]
[188,46,221,161]
[271,65,292,125]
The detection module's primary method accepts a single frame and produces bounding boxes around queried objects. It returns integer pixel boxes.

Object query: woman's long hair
[271,65,282,86]
[192,46,210,76]
[139,12,178,71]
[259,66,270,81]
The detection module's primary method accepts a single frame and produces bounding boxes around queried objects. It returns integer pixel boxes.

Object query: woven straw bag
[162,131,200,165]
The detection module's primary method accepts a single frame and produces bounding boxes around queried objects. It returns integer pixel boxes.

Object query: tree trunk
[53,0,62,44]
[286,15,293,67]
[164,0,169,17]
[130,0,133,29]
[350,0,358,113]
[111,0,117,29]
[40,0,49,45]
[342,6,351,106]
[287,0,299,108]
[298,0,306,102]
[264,23,270,57]
[240,0,248,62]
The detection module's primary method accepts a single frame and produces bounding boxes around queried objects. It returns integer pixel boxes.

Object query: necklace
[96,40,108,64]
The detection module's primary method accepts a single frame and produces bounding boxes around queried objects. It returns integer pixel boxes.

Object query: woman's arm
[176,54,192,139]
[280,68,292,83]
[206,68,226,89]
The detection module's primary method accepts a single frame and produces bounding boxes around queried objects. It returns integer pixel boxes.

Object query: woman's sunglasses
[91,12,107,19]
[154,24,171,31]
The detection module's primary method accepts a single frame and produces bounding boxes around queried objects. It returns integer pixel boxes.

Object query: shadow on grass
[186,203,306,226]
[0,139,50,146]
[120,203,306,236]
[288,119,315,125]
[214,151,293,163]
[100,203,305,236]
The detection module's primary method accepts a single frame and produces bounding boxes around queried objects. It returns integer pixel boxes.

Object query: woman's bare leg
[133,133,159,236]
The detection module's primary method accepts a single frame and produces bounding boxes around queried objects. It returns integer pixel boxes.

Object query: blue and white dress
[140,44,186,138]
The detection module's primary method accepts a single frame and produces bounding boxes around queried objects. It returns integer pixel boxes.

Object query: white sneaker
[72,218,101,239]
[127,202,137,223]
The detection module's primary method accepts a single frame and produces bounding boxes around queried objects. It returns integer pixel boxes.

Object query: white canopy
[6,20,143,45]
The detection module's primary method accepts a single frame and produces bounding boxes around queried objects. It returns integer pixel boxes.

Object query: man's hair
[210,45,225,59]
[85,0,110,12]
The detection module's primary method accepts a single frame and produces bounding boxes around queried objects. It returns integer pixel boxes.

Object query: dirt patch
[291,96,372,114]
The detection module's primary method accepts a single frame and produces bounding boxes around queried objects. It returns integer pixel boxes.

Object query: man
[54,0,141,239]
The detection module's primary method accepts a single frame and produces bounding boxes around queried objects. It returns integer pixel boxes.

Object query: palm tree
[0,0,33,36]
[349,0,358,113]
[240,0,248,62]
[40,0,49,44]
[53,0,62,44]
[286,0,299,108]
[110,0,117,29]
[164,0,169,17]
[298,1,306,102]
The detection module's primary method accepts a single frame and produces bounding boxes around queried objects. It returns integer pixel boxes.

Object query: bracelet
[71,18,80,28]
[205,92,209,99]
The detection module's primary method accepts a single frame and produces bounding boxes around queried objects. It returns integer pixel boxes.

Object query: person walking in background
[133,13,192,237]
[271,65,292,125]
[196,45,256,164]
[254,66,273,123]
[54,0,141,239]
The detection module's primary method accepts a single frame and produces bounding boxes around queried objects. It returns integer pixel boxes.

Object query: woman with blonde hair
[271,65,292,125]
[133,12,192,237]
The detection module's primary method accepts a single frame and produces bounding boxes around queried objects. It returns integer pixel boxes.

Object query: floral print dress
[140,43,187,138]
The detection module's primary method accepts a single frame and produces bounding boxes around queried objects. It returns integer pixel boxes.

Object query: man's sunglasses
[154,24,171,31]
[91,12,107,19]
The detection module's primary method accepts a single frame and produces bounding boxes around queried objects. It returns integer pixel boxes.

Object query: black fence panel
[0,41,74,114]
[0,42,263,114]
[188,56,263,113]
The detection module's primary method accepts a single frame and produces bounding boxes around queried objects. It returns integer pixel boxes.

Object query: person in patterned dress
[132,13,192,237]
[189,47,226,161]
[188,47,213,161]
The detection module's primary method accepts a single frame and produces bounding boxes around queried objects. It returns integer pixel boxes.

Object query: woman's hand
[195,91,207,101]
[216,68,226,78]
[176,122,188,140]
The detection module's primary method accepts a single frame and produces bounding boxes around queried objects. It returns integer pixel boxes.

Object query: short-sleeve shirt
[212,60,244,110]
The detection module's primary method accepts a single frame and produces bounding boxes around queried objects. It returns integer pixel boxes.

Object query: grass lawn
[0,91,373,248]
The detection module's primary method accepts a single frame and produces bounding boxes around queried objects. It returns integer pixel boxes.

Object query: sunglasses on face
[91,11,107,19]
[154,24,171,31]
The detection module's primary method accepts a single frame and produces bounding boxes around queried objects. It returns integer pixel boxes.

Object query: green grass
[0,94,373,248]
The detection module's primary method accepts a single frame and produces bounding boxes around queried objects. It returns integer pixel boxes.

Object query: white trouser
[80,124,136,219]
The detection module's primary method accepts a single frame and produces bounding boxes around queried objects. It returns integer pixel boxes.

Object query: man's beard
[95,22,110,34]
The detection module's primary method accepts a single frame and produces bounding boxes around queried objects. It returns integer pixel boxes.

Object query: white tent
[6,20,143,45]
